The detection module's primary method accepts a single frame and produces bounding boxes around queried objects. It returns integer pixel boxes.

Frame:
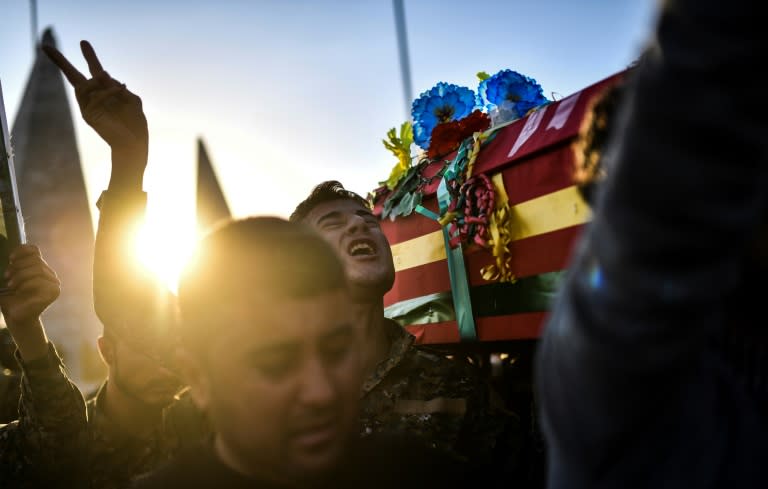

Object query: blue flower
[477,69,549,119]
[411,82,477,150]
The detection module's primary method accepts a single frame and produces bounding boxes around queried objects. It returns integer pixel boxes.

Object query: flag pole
[30,0,38,51]
[392,0,413,121]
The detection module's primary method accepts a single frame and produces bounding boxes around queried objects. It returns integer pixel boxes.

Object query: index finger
[42,44,87,86]
[80,40,105,77]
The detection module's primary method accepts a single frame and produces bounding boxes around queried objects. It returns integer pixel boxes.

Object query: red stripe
[467,224,584,282]
[499,143,576,205]
[384,225,584,306]
[385,261,448,306]
[379,199,440,246]
[405,312,548,344]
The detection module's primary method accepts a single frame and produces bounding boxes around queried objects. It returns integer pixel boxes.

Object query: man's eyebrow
[248,341,299,358]
[316,210,343,226]
[355,209,375,219]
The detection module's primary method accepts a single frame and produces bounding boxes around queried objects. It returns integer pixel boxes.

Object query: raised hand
[0,245,60,325]
[0,245,61,362]
[43,40,148,176]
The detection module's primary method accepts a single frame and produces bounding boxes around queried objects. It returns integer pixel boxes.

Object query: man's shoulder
[400,345,483,387]
[365,343,489,421]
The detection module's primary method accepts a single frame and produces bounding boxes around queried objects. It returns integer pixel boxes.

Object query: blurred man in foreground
[133,217,466,489]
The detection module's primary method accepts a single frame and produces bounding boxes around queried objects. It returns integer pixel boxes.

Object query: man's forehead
[216,292,353,346]
[305,199,372,223]
[224,289,351,323]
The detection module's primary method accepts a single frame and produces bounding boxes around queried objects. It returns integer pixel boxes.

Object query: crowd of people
[1,0,767,487]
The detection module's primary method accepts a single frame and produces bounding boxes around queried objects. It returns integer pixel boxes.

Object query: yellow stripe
[508,185,591,240]
[390,185,591,272]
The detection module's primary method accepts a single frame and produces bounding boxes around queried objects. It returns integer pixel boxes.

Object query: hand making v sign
[43,40,148,187]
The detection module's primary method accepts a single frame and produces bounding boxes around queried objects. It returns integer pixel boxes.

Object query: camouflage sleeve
[367,347,512,459]
[0,342,87,488]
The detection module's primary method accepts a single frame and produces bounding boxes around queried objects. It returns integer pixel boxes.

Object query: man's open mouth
[347,239,377,257]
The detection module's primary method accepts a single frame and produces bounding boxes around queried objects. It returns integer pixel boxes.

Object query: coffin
[372,70,626,344]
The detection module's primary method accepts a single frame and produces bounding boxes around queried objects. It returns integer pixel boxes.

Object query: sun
[133,212,200,295]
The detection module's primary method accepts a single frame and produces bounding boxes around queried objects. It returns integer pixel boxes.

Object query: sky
[0,0,658,288]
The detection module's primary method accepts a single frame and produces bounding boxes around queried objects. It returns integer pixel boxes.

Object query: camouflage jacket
[1,326,22,424]
[0,343,88,489]
[84,381,180,489]
[359,320,514,468]
[0,367,21,425]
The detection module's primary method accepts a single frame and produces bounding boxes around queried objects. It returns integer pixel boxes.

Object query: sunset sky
[0,0,657,289]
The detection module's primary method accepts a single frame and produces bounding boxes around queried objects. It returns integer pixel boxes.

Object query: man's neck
[349,297,391,376]
[102,378,163,436]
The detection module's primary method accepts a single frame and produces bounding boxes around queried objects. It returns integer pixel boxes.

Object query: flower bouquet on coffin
[411,82,479,156]
[411,82,491,160]
[477,69,549,127]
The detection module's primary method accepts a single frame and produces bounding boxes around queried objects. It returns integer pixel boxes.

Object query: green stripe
[384,271,566,327]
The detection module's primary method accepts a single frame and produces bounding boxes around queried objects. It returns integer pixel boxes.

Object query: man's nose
[297,357,336,407]
[344,214,368,235]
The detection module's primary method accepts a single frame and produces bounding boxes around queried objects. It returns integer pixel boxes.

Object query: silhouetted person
[536,0,768,487]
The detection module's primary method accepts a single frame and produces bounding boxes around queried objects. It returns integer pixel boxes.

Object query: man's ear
[97,335,115,368]
[176,347,211,412]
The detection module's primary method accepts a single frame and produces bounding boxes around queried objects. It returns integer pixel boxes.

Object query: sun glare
[134,215,199,295]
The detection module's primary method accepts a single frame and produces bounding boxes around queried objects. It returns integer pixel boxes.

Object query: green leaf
[392,191,422,219]
[400,121,414,148]
[477,71,490,81]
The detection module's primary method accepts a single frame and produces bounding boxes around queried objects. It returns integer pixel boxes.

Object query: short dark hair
[177,216,347,353]
[289,180,370,223]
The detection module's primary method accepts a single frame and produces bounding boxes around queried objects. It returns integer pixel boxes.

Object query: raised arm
[43,41,167,330]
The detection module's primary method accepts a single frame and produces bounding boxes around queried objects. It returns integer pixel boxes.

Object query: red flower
[427,110,491,159]
[459,110,492,134]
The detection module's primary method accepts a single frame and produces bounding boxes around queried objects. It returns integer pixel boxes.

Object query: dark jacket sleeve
[535,1,768,487]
